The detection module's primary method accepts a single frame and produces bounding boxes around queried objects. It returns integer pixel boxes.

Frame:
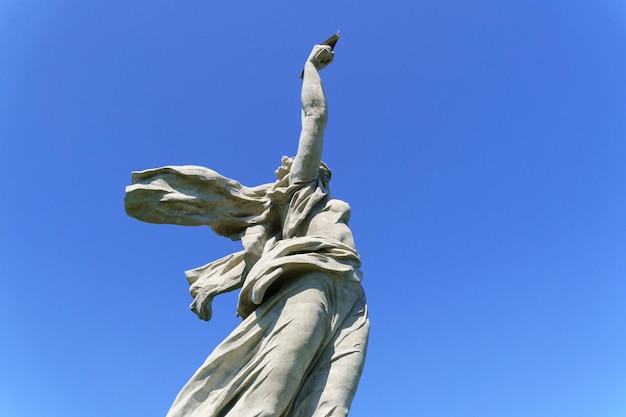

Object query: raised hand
[306,44,334,71]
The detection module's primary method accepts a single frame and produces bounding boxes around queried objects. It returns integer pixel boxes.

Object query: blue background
[2,1,625,416]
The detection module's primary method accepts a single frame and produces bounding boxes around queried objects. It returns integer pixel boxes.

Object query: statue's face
[274,156,294,182]
[274,165,289,181]
[272,156,330,186]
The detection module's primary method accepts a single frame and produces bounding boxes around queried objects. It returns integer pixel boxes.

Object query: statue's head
[274,156,331,188]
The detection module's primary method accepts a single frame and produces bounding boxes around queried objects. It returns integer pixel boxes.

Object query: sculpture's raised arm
[289,44,334,183]
[125,38,369,417]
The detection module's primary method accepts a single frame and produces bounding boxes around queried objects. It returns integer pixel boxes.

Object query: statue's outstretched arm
[290,45,334,183]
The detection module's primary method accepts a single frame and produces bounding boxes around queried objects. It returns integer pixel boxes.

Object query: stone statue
[124,41,369,417]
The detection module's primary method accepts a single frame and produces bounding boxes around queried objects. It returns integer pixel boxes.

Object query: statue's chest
[302,199,355,247]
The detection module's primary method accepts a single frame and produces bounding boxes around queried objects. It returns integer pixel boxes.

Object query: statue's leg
[223,272,334,417]
[290,284,370,417]
[166,273,361,417]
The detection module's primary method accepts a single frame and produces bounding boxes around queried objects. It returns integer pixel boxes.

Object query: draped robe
[124,160,369,417]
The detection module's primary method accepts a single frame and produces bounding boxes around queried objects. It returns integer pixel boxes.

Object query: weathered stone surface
[125,43,369,417]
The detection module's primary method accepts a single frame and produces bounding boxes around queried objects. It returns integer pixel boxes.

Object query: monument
[124,37,369,417]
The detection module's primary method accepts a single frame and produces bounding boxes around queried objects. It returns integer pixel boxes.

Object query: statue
[124,39,369,417]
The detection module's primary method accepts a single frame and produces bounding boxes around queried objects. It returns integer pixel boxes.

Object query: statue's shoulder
[315,198,351,224]
[327,198,350,213]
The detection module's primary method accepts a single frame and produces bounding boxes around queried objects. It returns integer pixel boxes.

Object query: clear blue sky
[2,1,626,416]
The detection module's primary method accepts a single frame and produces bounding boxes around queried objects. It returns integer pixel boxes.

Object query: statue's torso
[301,198,356,250]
